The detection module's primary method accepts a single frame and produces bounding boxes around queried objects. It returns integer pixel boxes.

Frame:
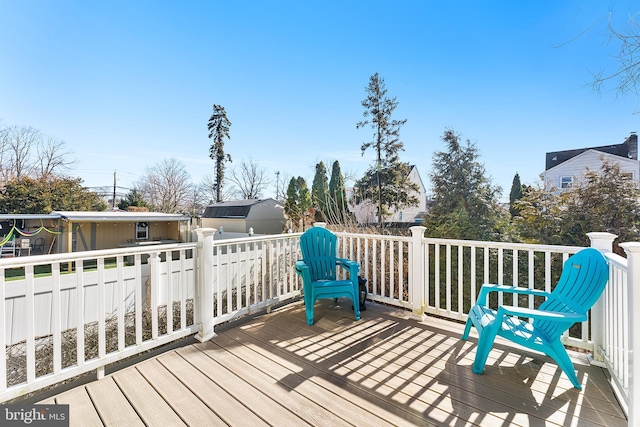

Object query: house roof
[54,211,190,222]
[202,199,280,219]
[545,133,637,170]
[540,149,640,180]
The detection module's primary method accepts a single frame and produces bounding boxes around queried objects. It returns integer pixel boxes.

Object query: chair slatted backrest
[299,227,338,281]
[534,248,609,339]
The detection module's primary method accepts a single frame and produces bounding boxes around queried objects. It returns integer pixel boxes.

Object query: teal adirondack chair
[461,247,609,389]
[295,227,360,326]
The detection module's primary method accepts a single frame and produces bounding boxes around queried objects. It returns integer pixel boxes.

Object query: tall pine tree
[311,161,329,222]
[207,104,232,202]
[355,73,417,225]
[328,160,348,223]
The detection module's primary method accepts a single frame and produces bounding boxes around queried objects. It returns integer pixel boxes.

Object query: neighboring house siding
[348,166,427,224]
[540,149,640,191]
[387,166,427,223]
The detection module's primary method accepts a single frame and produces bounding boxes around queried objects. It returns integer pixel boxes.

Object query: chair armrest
[295,260,310,281]
[336,258,359,278]
[476,284,551,306]
[497,305,587,323]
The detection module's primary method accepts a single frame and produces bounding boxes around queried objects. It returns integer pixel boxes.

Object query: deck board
[156,351,269,426]
[85,377,145,426]
[112,368,186,426]
[35,300,626,427]
[208,332,400,427]
[53,387,102,427]
[135,358,227,427]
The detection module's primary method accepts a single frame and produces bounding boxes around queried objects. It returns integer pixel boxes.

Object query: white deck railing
[0,226,637,425]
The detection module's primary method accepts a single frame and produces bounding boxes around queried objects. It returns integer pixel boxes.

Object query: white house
[540,132,639,191]
[347,165,427,225]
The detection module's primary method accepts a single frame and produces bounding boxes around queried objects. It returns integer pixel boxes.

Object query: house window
[135,222,149,240]
[560,176,573,189]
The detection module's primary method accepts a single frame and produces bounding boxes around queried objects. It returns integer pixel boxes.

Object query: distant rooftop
[545,133,638,170]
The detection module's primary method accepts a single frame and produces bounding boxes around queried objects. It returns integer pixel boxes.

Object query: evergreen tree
[356,73,418,224]
[509,172,523,218]
[207,104,232,202]
[285,178,298,220]
[311,161,329,222]
[425,128,506,240]
[297,176,312,215]
[118,189,149,211]
[0,176,107,213]
[328,160,348,223]
[284,176,312,229]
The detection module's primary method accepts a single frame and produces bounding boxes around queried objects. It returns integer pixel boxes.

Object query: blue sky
[1,1,639,202]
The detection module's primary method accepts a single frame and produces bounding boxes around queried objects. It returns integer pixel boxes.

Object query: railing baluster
[498,248,504,307]
[544,251,552,293]
[166,250,173,335]
[0,266,5,392]
[445,244,451,313]
[458,245,463,316]
[180,250,186,329]
[149,253,159,340]
[470,246,476,308]
[25,264,35,383]
[389,240,394,300]
[135,254,142,346]
[528,250,534,310]
[435,244,440,312]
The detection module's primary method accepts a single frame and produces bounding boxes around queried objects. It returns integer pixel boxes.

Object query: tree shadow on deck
[225,300,625,426]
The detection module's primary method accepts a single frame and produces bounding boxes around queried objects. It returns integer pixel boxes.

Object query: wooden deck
[36,300,626,426]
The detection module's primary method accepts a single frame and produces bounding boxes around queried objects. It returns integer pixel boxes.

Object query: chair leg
[472,324,499,375]
[305,295,315,326]
[352,294,360,321]
[462,318,473,340]
[548,340,581,389]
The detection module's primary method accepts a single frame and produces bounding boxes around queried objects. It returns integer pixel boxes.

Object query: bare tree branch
[0,125,40,181]
[592,12,640,107]
[227,160,269,199]
[36,136,76,179]
[136,158,194,213]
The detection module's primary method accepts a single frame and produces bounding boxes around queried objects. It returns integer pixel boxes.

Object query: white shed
[201,199,286,234]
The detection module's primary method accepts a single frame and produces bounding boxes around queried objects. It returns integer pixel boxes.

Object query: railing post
[587,232,617,364]
[621,242,640,427]
[409,226,426,321]
[195,228,216,342]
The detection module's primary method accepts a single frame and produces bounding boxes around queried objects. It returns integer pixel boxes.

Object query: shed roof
[54,211,190,222]
[202,199,280,219]
[0,214,61,221]
[0,211,190,223]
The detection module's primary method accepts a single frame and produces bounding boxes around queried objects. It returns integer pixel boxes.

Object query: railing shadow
[218,300,625,426]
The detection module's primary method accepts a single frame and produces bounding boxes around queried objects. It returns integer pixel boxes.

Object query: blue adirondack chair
[461,247,609,389]
[295,227,360,326]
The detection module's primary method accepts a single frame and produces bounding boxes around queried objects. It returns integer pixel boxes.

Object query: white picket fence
[0,226,638,426]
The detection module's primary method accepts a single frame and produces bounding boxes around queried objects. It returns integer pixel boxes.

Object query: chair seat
[470,305,548,348]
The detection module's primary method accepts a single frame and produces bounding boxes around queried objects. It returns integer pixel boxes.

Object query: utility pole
[276,171,280,200]
[113,170,117,210]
